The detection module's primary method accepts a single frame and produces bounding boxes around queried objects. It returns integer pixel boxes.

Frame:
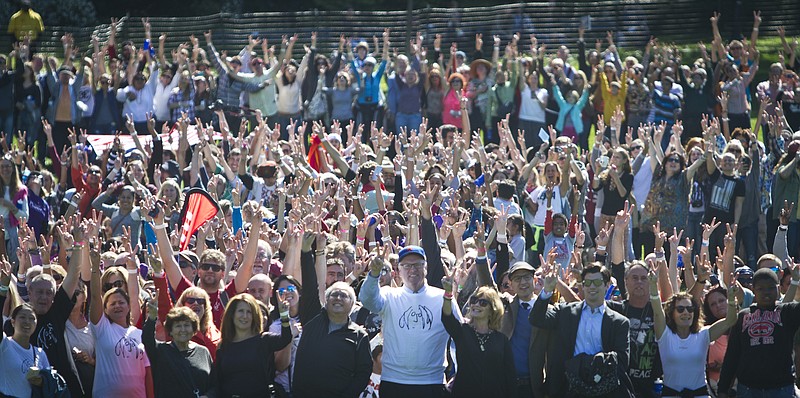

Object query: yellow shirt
[599,72,628,124]
[8,9,44,41]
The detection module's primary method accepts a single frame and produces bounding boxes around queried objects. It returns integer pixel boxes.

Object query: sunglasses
[469,296,490,307]
[103,280,125,291]
[89,169,102,175]
[666,157,681,164]
[199,263,224,272]
[582,279,605,287]
[178,261,194,269]
[675,305,695,314]
[184,297,205,306]
[278,285,297,295]
[630,146,642,151]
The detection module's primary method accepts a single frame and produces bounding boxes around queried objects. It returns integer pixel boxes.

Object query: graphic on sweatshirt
[399,305,434,330]
[743,309,781,346]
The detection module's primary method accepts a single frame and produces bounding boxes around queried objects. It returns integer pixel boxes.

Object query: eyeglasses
[184,297,205,306]
[89,169,102,175]
[666,157,681,164]
[278,285,297,295]
[199,263,224,272]
[178,261,194,269]
[630,146,642,151]
[328,291,350,300]
[469,296,490,307]
[400,262,426,270]
[511,274,534,283]
[675,305,695,314]
[582,279,605,287]
[103,280,125,291]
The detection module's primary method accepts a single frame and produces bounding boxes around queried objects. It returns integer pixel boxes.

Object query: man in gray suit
[530,261,633,398]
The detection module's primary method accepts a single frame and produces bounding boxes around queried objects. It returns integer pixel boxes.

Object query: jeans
[737,222,759,269]
[737,383,796,398]
[380,381,446,398]
[686,211,705,256]
[395,112,422,136]
[0,110,14,147]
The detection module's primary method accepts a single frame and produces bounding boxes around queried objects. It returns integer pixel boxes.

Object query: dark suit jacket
[500,296,551,398]
[530,297,633,398]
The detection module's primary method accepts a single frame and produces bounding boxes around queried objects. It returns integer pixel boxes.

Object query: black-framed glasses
[469,296,490,307]
[400,262,425,270]
[103,280,124,291]
[511,274,533,283]
[199,263,223,272]
[184,297,205,306]
[675,305,695,314]
[582,279,605,287]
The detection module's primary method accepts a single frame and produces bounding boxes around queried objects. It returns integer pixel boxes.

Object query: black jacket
[292,309,373,398]
[530,298,634,398]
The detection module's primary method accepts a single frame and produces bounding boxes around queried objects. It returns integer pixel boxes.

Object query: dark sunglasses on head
[469,296,490,307]
[675,305,695,314]
[199,263,223,272]
[103,280,125,291]
[184,297,205,306]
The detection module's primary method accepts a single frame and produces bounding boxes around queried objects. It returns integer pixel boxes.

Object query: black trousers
[380,381,447,398]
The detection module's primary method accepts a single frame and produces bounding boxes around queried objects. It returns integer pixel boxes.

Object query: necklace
[473,327,491,352]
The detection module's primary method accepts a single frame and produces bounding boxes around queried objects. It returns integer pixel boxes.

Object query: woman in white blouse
[649,261,738,398]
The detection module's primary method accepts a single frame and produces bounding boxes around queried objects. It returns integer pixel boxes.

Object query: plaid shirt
[208,43,265,108]
[168,84,196,123]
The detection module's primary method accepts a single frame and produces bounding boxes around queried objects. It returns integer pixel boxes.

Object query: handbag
[564,352,620,397]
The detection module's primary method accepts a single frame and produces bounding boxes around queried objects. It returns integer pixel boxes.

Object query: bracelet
[476,255,487,261]
[17,273,26,281]
[650,294,660,300]
[596,245,607,252]
[779,225,788,231]
[443,292,454,300]
[43,263,51,269]
[791,280,800,286]
[356,237,366,242]
[152,223,167,230]
[314,250,324,256]
[339,229,349,234]
[128,269,139,275]
[368,241,378,248]
[575,245,584,249]
[280,311,290,320]
[701,240,709,247]
[438,239,448,247]
[655,251,665,258]
[153,270,165,278]
[69,201,78,208]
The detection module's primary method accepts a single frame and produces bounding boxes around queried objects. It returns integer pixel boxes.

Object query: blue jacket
[553,85,589,134]
[45,70,84,124]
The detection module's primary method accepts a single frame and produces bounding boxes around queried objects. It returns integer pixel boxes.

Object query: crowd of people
[1,2,800,397]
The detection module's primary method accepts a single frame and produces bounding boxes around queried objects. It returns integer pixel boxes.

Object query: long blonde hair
[178,287,212,334]
[469,286,504,331]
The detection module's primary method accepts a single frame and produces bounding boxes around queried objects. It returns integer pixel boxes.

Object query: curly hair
[165,306,200,337]
[664,292,703,334]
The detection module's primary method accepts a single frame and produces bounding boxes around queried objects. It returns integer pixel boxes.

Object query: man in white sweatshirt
[359,245,460,398]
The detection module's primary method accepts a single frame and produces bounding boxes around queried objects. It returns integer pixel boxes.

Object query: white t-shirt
[657,327,710,393]
[519,86,548,122]
[65,319,96,358]
[0,336,50,398]
[90,315,151,398]
[527,186,563,226]
[632,157,653,212]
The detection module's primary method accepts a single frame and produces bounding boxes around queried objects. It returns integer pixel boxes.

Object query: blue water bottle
[676,254,684,270]
[653,378,663,397]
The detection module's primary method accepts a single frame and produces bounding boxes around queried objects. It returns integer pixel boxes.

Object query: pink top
[442,89,463,128]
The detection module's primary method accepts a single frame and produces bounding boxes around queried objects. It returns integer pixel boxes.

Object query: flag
[307,134,324,172]
[178,188,220,251]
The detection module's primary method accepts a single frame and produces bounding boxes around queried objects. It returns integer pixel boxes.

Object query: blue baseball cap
[398,245,426,262]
